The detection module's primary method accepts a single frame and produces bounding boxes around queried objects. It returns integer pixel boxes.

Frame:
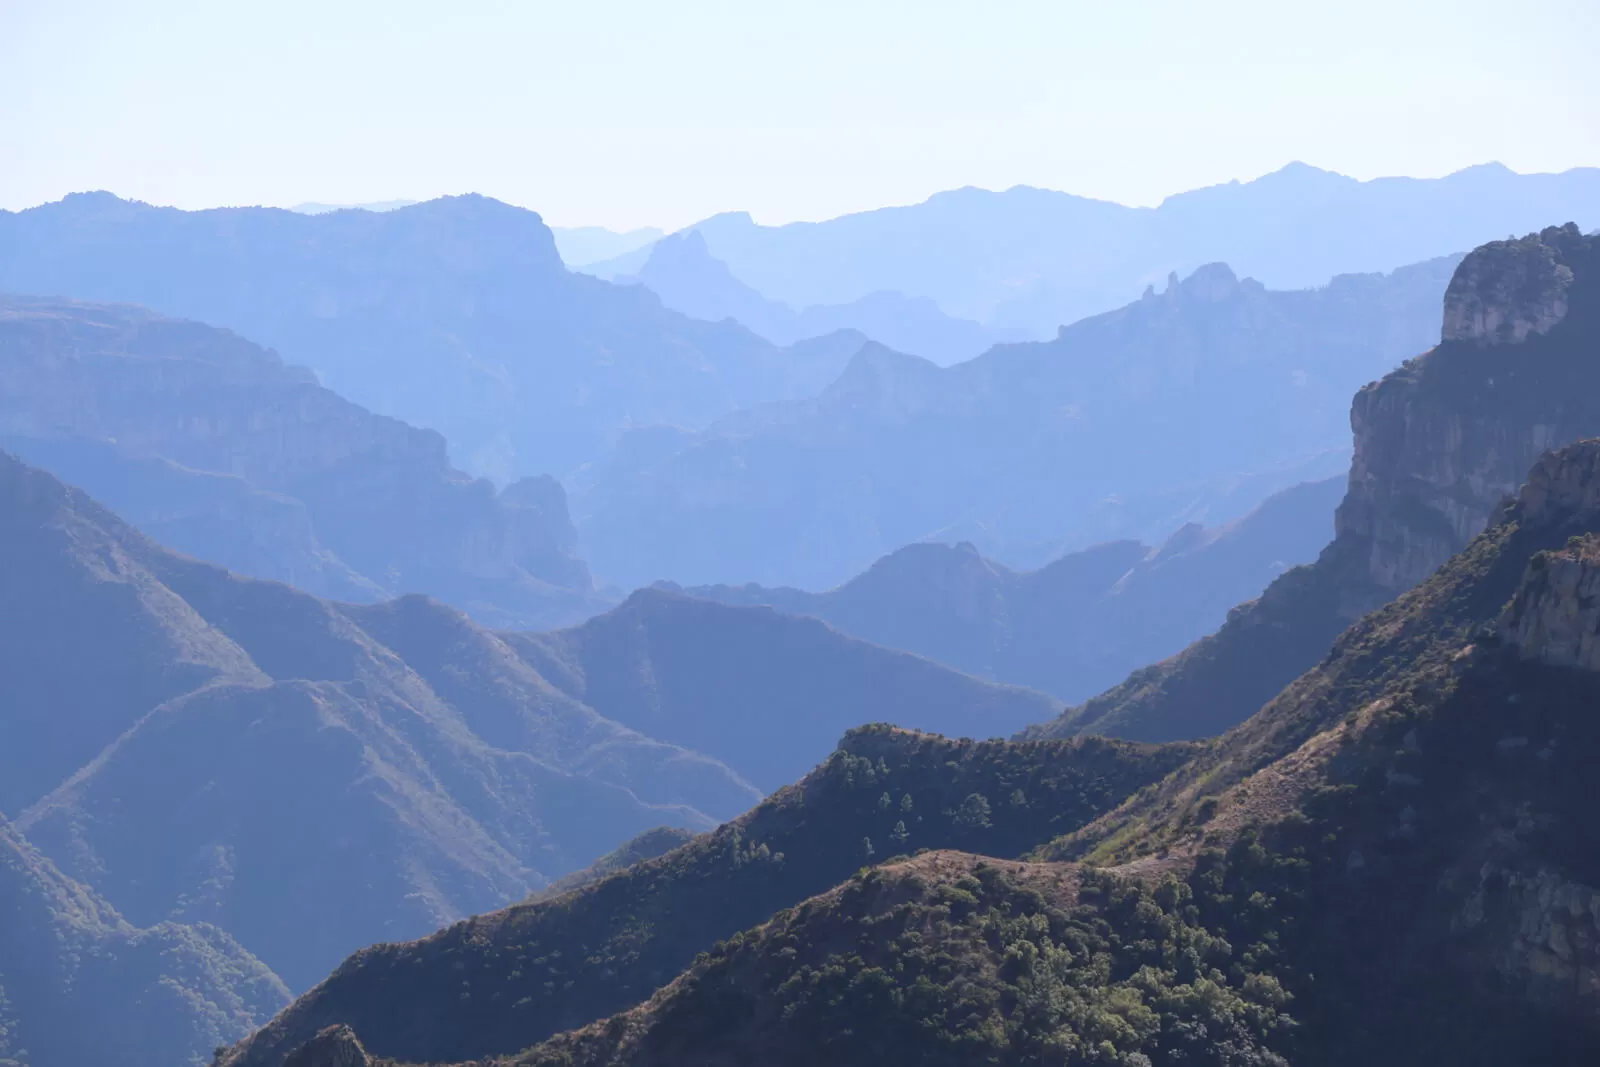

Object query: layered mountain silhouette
[576,255,1455,590]
[232,433,1600,1067]
[0,449,1061,1000]
[668,475,1341,704]
[1033,222,1600,743]
[0,193,865,480]
[0,295,607,629]
[0,449,760,989]
[620,230,1017,364]
[0,820,288,1067]
[507,588,1064,791]
[586,163,1600,337]
[549,224,666,268]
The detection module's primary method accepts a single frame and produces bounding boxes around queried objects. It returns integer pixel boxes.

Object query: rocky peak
[1178,262,1243,302]
[1441,223,1589,345]
[282,1026,371,1067]
[1333,225,1600,605]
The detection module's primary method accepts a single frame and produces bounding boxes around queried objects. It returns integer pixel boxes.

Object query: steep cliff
[1037,223,1600,743]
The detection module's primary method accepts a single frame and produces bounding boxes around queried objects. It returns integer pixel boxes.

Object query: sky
[3,0,1598,230]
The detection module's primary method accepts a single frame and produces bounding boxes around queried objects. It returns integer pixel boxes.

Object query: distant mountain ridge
[550,224,665,267]
[620,230,1019,364]
[575,254,1455,590]
[670,475,1343,704]
[585,162,1600,337]
[0,295,608,629]
[0,192,865,480]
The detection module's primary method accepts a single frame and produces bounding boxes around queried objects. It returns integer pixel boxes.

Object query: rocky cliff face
[1498,447,1600,671]
[1441,224,1585,344]
[1335,223,1599,605]
[1038,224,1600,744]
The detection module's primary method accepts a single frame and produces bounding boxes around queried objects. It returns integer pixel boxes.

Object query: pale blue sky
[4,0,1597,229]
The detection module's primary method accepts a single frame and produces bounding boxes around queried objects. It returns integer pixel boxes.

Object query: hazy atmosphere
[3,3,1600,1066]
[6,0,1599,225]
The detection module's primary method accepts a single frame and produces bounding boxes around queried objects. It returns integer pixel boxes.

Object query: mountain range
[232,440,1600,1066]
[574,254,1457,590]
[0,443,1057,1004]
[618,230,1020,364]
[223,224,1600,1067]
[587,162,1600,337]
[668,475,1342,704]
[0,193,864,481]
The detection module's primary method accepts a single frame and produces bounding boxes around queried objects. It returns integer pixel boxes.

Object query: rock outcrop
[283,1027,372,1067]
[1441,223,1586,344]
[1499,538,1600,673]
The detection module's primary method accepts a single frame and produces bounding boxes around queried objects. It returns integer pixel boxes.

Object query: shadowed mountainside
[222,727,1197,1067]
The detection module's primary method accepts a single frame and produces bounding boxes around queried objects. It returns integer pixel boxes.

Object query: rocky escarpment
[1498,443,1600,673]
[1336,223,1599,601]
[1036,223,1600,743]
